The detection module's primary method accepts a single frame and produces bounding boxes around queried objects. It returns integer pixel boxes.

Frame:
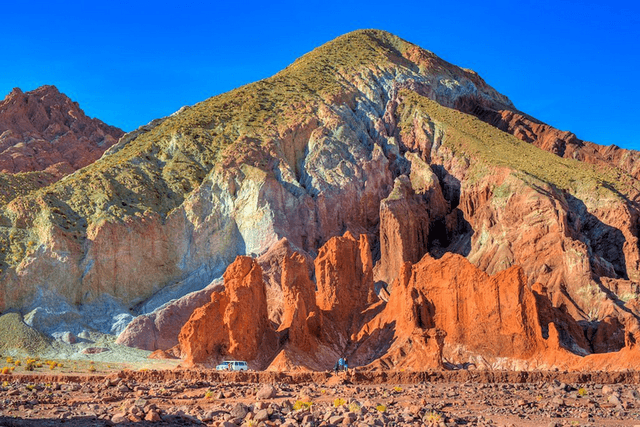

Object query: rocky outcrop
[376,176,430,287]
[404,253,585,363]
[257,238,314,326]
[115,279,224,351]
[178,256,275,368]
[375,154,448,286]
[279,252,321,352]
[354,260,446,370]
[315,232,377,336]
[0,86,123,174]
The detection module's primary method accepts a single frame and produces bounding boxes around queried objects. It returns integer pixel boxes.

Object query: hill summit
[0,85,123,175]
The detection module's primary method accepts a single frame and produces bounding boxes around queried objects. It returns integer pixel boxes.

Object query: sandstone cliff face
[279,252,320,350]
[375,153,448,286]
[354,260,445,370]
[379,253,590,369]
[0,86,123,174]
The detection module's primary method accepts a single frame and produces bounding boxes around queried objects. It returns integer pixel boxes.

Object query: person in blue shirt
[334,357,349,373]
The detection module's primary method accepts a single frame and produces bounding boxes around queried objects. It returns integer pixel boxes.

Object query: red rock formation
[178,256,276,368]
[315,231,377,335]
[375,176,430,286]
[279,252,321,351]
[265,252,326,371]
[414,254,550,359]
[0,86,123,174]
[374,154,449,287]
[354,261,445,370]
[368,253,593,369]
[172,231,640,372]
[257,238,314,325]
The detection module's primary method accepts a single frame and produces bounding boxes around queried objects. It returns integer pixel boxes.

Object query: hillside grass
[0,313,52,355]
[395,90,640,199]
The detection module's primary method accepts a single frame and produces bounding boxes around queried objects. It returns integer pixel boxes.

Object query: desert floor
[0,369,639,426]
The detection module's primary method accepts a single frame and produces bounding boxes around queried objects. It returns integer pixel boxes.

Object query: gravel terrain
[0,370,639,426]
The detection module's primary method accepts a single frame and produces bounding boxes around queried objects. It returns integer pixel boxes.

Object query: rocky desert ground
[1,368,640,426]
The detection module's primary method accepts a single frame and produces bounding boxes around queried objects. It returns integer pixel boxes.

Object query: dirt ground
[0,369,639,426]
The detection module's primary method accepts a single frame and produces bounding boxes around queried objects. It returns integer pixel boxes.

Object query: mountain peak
[0,85,123,175]
[32,84,61,96]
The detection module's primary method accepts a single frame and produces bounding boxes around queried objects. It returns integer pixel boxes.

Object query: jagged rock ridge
[0,85,123,175]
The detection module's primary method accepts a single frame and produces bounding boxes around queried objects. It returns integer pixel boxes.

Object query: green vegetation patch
[0,313,52,356]
[395,91,640,199]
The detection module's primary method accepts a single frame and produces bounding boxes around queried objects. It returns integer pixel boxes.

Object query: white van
[215,360,249,371]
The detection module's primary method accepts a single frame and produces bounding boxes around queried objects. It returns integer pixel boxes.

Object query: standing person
[343,357,348,372]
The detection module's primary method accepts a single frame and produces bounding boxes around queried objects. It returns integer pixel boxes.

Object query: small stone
[256,384,277,400]
[145,410,162,422]
[254,409,270,422]
[111,413,127,423]
[344,412,357,424]
[608,394,622,407]
[230,403,248,419]
[201,411,215,422]
[128,414,142,422]
[61,332,76,344]
[330,415,345,424]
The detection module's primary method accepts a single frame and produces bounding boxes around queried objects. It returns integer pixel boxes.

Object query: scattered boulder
[256,384,277,400]
[61,332,76,344]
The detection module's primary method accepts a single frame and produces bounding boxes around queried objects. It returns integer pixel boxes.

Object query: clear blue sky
[2,1,638,150]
